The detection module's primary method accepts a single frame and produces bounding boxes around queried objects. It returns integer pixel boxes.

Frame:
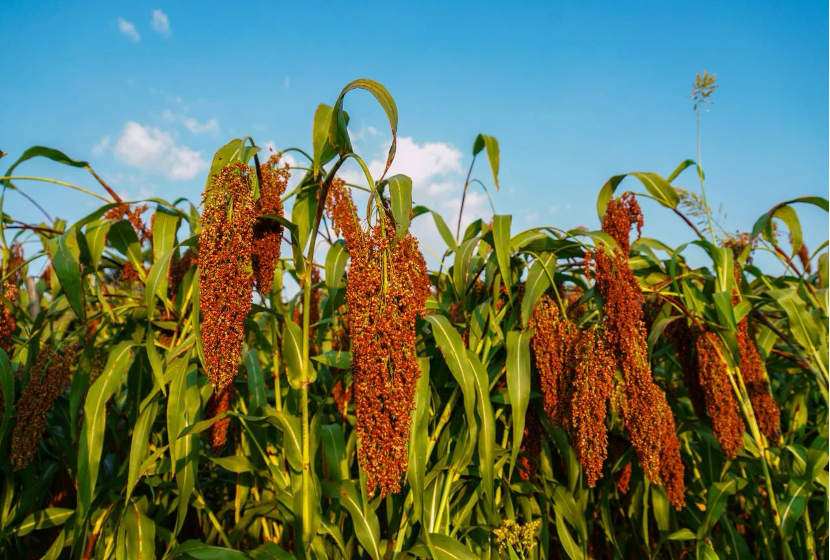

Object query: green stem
[298,156,346,557]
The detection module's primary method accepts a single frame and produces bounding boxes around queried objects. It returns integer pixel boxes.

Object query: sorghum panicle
[326,179,430,497]
[589,194,685,508]
[668,320,745,458]
[105,203,150,242]
[567,328,615,486]
[198,162,256,390]
[529,295,576,426]
[0,281,19,353]
[529,295,615,486]
[10,345,73,471]
[252,154,288,294]
[518,407,542,482]
[733,265,781,442]
[206,385,235,455]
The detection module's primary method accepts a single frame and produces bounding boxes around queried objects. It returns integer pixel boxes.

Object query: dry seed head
[518,407,542,482]
[252,154,288,293]
[529,296,615,486]
[0,281,19,353]
[327,179,430,497]
[10,344,73,470]
[206,385,235,455]
[733,264,780,441]
[589,197,685,507]
[198,162,256,390]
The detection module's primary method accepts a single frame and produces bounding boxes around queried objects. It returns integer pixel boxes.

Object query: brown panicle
[518,406,543,482]
[529,295,576,426]
[168,248,197,298]
[10,345,73,471]
[589,194,686,508]
[0,281,18,353]
[694,331,745,458]
[326,179,430,498]
[529,295,615,487]
[252,154,289,294]
[568,328,615,487]
[733,264,781,442]
[206,385,236,455]
[198,162,256,390]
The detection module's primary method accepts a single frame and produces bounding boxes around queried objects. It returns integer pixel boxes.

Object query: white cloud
[183,117,218,134]
[118,18,141,41]
[162,110,219,135]
[91,136,111,156]
[151,9,170,36]
[339,136,489,260]
[112,121,206,181]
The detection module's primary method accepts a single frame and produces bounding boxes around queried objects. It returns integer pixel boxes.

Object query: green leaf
[453,236,480,296]
[48,228,85,320]
[597,172,679,219]
[324,240,348,289]
[84,219,112,270]
[126,396,159,501]
[152,205,180,265]
[472,134,500,189]
[209,456,257,473]
[467,352,496,522]
[283,318,313,389]
[171,540,252,560]
[322,424,349,481]
[311,350,351,369]
[414,205,457,252]
[666,529,696,541]
[125,500,155,560]
[250,542,296,560]
[15,508,73,537]
[492,214,513,296]
[244,350,267,414]
[521,252,556,326]
[172,361,201,536]
[778,477,810,537]
[751,196,828,253]
[408,359,431,523]
[698,479,737,538]
[291,183,318,254]
[312,104,339,176]
[108,219,144,276]
[425,315,478,455]
[329,79,398,177]
[330,480,381,560]
[506,330,532,478]
[555,511,584,560]
[77,342,133,521]
[386,174,412,239]
[427,533,479,560]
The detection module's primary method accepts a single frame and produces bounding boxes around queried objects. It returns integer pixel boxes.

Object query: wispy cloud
[118,17,141,42]
[109,121,207,181]
[162,110,219,135]
[151,9,170,36]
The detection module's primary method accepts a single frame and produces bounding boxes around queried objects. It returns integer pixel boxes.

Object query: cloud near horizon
[107,121,207,181]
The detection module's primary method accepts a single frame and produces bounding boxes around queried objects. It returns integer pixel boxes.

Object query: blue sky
[2,1,827,271]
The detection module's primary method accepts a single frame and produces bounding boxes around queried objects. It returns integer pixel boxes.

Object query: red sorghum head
[733,264,780,442]
[326,179,430,497]
[587,194,685,508]
[10,344,73,470]
[0,281,18,353]
[518,406,543,482]
[252,154,289,294]
[198,162,256,390]
[206,385,236,455]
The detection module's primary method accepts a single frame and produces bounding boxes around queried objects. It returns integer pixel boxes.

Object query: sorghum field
[0,79,827,560]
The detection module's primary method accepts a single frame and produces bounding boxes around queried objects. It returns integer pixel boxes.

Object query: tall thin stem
[454,156,477,243]
[298,156,346,557]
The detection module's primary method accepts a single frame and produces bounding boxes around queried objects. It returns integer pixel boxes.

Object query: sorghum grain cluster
[587,193,685,508]
[10,345,72,470]
[326,179,430,497]
[252,154,288,294]
[198,162,256,390]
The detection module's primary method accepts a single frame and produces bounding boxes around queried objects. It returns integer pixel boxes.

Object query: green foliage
[0,79,827,560]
